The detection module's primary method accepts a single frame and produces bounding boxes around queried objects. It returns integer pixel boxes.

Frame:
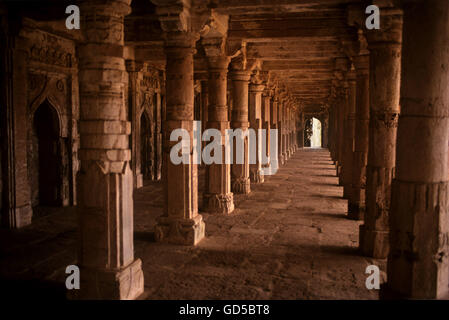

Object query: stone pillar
[286,107,293,157]
[262,90,271,168]
[201,79,208,148]
[359,8,402,258]
[154,31,205,245]
[284,105,288,160]
[277,97,285,165]
[349,53,369,220]
[321,115,329,148]
[0,16,33,228]
[297,112,304,148]
[249,81,265,183]
[76,0,143,299]
[328,104,336,158]
[203,55,234,214]
[271,96,279,153]
[126,60,144,189]
[291,109,297,151]
[230,70,252,194]
[342,70,356,199]
[285,104,291,159]
[383,0,449,299]
[337,82,348,182]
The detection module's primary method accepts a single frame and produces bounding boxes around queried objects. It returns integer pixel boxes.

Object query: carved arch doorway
[31,100,63,207]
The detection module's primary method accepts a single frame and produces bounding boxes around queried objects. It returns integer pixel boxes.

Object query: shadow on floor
[0,277,67,300]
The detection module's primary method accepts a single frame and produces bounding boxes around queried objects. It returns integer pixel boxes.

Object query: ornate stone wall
[128,63,163,187]
[22,24,78,208]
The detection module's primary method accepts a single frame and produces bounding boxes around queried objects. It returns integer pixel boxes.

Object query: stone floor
[0,148,385,299]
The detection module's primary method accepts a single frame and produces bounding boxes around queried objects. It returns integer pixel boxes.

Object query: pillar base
[232,177,251,194]
[348,203,365,220]
[154,215,205,246]
[203,193,235,214]
[70,259,144,300]
[338,176,344,186]
[359,225,389,258]
[337,165,343,178]
[279,154,285,165]
[250,169,264,184]
[4,204,33,228]
[135,173,143,189]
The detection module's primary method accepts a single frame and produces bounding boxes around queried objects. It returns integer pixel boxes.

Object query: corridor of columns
[1,0,448,300]
[0,149,381,299]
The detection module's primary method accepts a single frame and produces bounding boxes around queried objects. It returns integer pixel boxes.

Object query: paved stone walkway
[0,148,384,299]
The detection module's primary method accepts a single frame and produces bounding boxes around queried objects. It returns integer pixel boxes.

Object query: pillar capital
[249,83,265,93]
[206,55,231,70]
[229,70,252,82]
[365,7,403,46]
[79,0,131,19]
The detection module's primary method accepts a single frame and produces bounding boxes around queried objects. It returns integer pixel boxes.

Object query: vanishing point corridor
[1,149,381,300]
[2,0,449,301]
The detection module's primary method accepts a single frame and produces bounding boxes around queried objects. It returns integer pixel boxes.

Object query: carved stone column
[383,0,449,299]
[286,104,291,159]
[342,70,356,199]
[291,109,297,151]
[202,53,234,214]
[321,115,329,148]
[126,60,144,189]
[249,80,265,183]
[349,53,369,220]
[76,0,143,299]
[201,79,208,150]
[230,70,252,194]
[337,82,349,183]
[150,3,206,245]
[277,97,286,165]
[271,95,279,154]
[286,106,292,157]
[297,112,304,148]
[359,8,402,258]
[0,15,33,228]
[262,89,271,168]
[328,102,336,159]
[334,58,349,178]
